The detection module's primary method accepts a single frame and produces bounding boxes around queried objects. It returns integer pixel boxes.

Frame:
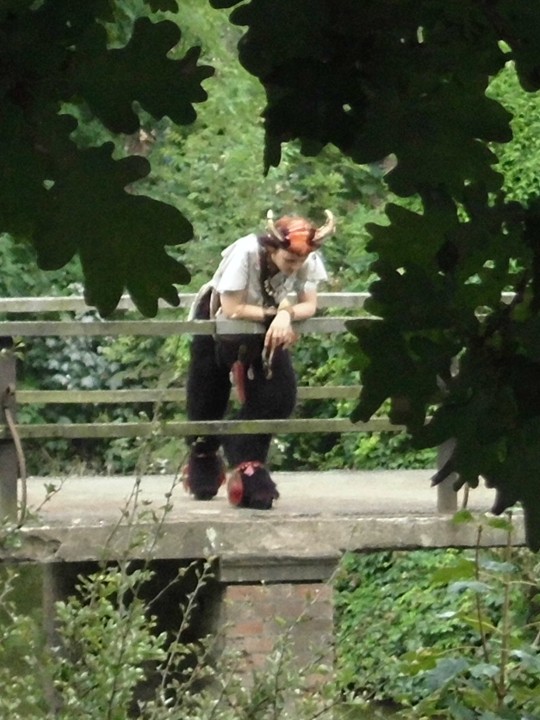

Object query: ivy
[335,541,540,714]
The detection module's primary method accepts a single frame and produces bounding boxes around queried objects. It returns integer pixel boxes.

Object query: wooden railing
[0,293,457,518]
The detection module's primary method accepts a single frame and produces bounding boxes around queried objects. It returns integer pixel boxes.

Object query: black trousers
[186,295,297,466]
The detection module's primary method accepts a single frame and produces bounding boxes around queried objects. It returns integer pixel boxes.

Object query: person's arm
[276,288,318,321]
[219,290,276,322]
[264,288,318,349]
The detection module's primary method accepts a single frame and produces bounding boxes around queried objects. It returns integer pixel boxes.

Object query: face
[269,248,309,276]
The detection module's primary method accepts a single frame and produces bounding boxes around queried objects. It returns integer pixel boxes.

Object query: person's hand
[264,310,297,350]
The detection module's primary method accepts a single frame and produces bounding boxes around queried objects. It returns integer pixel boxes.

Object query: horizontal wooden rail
[0,292,370,441]
[0,316,372,338]
[0,291,516,316]
[0,292,373,440]
[0,417,401,440]
[16,385,362,404]
[0,292,370,314]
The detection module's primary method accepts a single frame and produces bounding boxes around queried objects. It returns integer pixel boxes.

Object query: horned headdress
[266,210,336,256]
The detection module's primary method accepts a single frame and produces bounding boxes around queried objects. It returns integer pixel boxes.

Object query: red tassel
[227,471,244,506]
[231,361,246,404]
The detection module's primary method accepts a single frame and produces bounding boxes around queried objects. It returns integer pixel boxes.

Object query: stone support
[218,581,334,685]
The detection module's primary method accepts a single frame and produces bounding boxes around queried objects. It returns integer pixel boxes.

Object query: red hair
[273,216,317,257]
[266,210,335,256]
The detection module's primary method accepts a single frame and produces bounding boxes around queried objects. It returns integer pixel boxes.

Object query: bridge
[0,294,523,678]
[12,469,511,571]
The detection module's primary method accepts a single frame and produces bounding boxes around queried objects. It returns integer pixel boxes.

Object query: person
[183,209,335,509]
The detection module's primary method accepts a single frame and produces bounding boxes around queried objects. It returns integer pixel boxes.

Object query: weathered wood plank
[0,320,214,336]
[0,292,370,314]
[0,417,402,439]
[17,389,188,404]
[16,385,362,404]
[0,316,371,337]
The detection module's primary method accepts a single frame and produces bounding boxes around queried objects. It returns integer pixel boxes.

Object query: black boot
[183,452,225,501]
[227,461,279,510]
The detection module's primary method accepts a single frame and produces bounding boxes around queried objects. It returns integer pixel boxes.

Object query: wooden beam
[0,417,402,439]
[0,292,370,314]
[0,316,372,337]
[16,385,362,404]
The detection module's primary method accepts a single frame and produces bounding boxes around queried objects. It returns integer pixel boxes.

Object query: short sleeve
[212,238,251,294]
[294,251,328,293]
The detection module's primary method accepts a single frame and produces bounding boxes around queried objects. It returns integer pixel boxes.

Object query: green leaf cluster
[213,0,540,549]
[336,536,540,717]
[335,549,479,705]
[0,1,214,315]
[397,521,540,719]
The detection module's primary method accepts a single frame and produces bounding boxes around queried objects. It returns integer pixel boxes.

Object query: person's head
[268,247,310,275]
[262,210,336,275]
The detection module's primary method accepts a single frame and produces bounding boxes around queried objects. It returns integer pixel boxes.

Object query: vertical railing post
[0,337,18,520]
[436,438,458,514]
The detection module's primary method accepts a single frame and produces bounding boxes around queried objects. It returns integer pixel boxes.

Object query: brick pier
[219,582,334,678]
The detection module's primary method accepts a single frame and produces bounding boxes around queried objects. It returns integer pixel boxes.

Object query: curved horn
[266,210,285,242]
[313,210,336,243]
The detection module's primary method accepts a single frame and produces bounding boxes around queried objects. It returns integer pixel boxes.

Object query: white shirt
[191,233,328,318]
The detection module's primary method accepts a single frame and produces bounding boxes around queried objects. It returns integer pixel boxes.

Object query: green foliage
[52,566,168,718]
[0,235,81,297]
[0,558,217,719]
[0,566,47,718]
[397,517,540,719]
[331,431,436,471]
[335,548,479,705]
[17,316,147,476]
[336,525,540,718]
[489,65,540,205]
[0,1,212,315]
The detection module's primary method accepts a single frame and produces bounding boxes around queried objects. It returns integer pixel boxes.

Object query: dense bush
[335,548,479,705]
[335,521,540,718]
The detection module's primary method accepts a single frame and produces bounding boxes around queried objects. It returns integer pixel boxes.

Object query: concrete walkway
[10,468,523,578]
[26,469,496,524]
